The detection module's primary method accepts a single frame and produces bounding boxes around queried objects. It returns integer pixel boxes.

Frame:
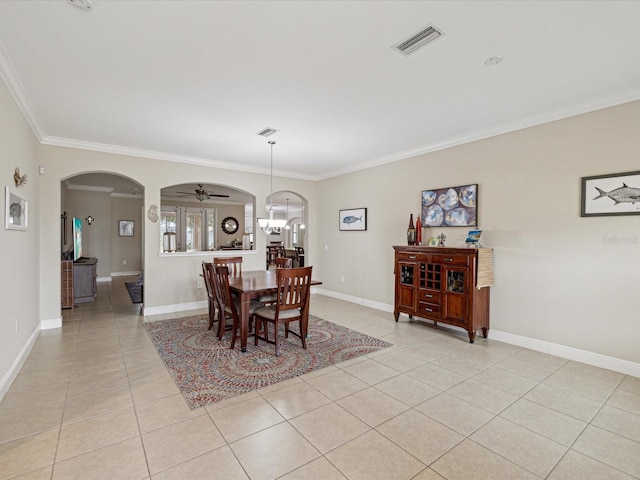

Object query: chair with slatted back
[258,257,292,305]
[213,265,263,348]
[254,266,313,356]
[201,261,219,332]
[294,246,305,267]
[213,256,242,276]
[275,257,293,269]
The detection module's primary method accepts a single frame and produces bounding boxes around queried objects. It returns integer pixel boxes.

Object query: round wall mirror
[221,216,239,235]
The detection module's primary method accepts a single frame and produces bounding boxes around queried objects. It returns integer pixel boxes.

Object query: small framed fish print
[581,171,640,217]
[339,208,367,231]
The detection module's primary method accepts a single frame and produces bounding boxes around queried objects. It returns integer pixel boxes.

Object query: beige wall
[110,196,143,274]
[0,77,40,385]
[316,100,640,364]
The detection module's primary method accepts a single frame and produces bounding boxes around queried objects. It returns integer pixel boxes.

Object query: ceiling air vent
[67,0,94,10]
[256,127,279,138]
[393,24,445,56]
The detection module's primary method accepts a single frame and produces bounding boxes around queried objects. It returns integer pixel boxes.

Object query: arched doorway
[60,172,144,308]
[263,190,307,267]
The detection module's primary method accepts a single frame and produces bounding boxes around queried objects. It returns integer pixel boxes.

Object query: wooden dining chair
[258,257,293,305]
[275,257,293,269]
[213,256,242,276]
[294,246,305,267]
[201,261,220,332]
[213,265,263,348]
[254,266,313,356]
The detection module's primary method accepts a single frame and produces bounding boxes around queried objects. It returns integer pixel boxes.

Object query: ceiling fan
[175,184,230,201]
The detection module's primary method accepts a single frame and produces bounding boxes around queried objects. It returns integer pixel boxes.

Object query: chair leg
[274,320,280,356]
[230,316,238,350]
[254,318,261,346]
[208,302,214,330]
[216,310,225,340]
[300,319,307,349]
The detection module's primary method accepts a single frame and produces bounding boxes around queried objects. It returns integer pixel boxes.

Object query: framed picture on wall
[581,170,640,217]
[421,184,477,227]
[118,220,135,237]
[339,208,367,231]
[5,186,28,231]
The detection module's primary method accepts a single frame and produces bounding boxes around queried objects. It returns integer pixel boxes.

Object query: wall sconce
[86,216,94,225]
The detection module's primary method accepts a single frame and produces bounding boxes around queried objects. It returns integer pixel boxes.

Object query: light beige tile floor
[1,276,640,479]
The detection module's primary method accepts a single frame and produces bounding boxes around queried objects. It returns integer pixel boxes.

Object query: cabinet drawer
[397,252,425,262]
[431,254,469,266]
[418,290,440,303]
[418,302,441,317]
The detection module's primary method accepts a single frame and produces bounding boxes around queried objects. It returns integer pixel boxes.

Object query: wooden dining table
[228,269,322,352]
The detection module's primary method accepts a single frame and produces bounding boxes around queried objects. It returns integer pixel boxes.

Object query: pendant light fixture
[300,200,306,229]
[257,140,287,233]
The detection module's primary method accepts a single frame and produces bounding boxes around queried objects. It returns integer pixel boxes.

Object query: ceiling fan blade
[175,191,196,195]
[207,193,230,198]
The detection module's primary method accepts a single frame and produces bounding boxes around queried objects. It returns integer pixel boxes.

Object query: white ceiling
[1,1,640,180]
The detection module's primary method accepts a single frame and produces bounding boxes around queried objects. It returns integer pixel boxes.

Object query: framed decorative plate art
[421,184,477,227]
[581,170,640,217]
[5,186,28,231]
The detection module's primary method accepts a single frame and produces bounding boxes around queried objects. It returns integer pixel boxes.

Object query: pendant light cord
[269,140,275,212]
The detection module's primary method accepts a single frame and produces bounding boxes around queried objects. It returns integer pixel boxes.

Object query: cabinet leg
[482,327,488,338]
[409,314,413,320]
[394,312,399,322]
[433,321,438,329]
[468,330,476,343]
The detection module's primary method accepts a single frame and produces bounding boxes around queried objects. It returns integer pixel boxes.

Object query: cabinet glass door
[447,270,465,293]
[400,264,414,285]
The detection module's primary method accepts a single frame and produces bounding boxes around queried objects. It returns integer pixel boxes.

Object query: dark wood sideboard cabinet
[393,246,493,343]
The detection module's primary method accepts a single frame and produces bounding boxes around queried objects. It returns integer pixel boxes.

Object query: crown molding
[0,43,45,141]
[111,192,143,199]
[66,184,113,193]
[41,135,318,181]
[318,86,640,180]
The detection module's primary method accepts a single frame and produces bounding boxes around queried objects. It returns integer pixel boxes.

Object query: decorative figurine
[437,233,446,247]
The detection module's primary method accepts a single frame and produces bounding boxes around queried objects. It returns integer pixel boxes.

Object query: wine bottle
[407,214,416,246]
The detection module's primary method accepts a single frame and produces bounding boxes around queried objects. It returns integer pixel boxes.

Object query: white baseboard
[97,276,112,283]
[40,317,62,329]
[316,289,640,378]
[0,327,41,402]
[143,300,207,317]
[314,288,394,313]
[111,271,142,277]
[489,329,640,378]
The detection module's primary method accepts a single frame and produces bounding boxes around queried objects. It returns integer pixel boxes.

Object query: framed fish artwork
[421,184,477,227]
[339,207,367,231]
[581,171,640,217]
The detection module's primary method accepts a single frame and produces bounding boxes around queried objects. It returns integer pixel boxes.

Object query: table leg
[240,292,250,353]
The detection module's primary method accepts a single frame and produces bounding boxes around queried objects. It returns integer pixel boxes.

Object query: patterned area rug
[125,282,143,304]
[144,314,392,409]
